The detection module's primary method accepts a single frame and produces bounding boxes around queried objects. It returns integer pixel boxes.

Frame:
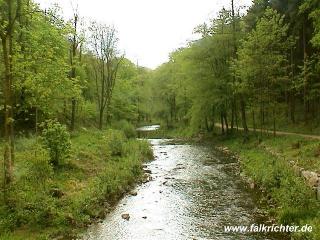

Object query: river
[82,137,286,240]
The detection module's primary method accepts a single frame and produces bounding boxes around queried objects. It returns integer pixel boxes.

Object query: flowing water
[82,136,286,240]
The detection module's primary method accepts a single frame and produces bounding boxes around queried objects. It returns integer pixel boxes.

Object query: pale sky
[35,0,252,69]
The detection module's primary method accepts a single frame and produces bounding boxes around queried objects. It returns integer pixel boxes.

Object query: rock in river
[121,213,130,221]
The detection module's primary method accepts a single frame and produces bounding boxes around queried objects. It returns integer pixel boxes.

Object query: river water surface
[82,138,284,240]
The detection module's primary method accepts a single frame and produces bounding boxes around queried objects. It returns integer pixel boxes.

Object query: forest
[149,0,320,137]
[1,0,320,239]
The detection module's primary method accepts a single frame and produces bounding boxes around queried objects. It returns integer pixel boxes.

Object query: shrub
[41,120,71,167]
[113,120,137,138]
[104,129,127,156]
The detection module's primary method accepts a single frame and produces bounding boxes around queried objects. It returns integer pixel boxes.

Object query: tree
[68,6,85,131]
[89,22,123,129]
[236,8,290,136]
[0,0,22,194]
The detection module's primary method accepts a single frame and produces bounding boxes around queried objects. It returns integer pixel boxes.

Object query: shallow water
[136,125,161,131]
[82,138,285,240]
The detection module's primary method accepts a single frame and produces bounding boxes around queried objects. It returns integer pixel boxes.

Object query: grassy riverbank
[152,125,320,239]
[0,129,153,240]
[216,132,320,240]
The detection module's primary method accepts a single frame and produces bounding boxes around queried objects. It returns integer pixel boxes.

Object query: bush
[104,129,127,156]
[41,120,71,167]
[113,120,137,138]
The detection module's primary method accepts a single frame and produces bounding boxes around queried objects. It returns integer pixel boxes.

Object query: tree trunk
[290,91,295,123]
[303,19,308,124]
[98,107,104,130]
[231,100,235,132]
[205,117,209,132]
[240,96,249,134]
[273,106,276,137]
[71,99,76,131]
[252,109,256,134]
[290,47,296,124]
[2,36,14,196]
[223,112,229,134]
[220,112,225,135]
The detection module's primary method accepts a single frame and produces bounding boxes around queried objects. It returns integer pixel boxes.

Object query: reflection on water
[82,139,286,240]
[136,125,160,131]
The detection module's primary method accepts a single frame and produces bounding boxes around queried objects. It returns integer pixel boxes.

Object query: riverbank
[149,125,320,239]
[0,129,153,240]
[214,132,320,240]
[83,138,282,240]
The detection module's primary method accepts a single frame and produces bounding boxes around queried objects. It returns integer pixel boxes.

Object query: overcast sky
[35,0,252,69]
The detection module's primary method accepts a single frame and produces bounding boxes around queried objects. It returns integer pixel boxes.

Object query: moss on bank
[217,133,320,240]
[0,129,153,240]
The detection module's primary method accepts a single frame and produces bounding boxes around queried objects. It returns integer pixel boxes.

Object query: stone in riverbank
[130,190,138,196]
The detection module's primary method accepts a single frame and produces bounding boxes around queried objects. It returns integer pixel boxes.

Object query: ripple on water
[82,139,287,240]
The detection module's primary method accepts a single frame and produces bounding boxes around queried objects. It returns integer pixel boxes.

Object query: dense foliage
[0,0,152,238]
[148,0,320,137]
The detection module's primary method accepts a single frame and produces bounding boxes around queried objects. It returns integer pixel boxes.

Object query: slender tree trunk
[99,106,104,130]
[231,101,235,132]
[223,112,229,134]
[240,96,249,134]
[260,101,264,137]
[220,112,225,135]
[303,19,308,124]
[273,106,276,137]
[2,36,14,198]
[252,109,256,134]
[290,47,296,124]
[35,107,38,135]
[71,99,76,131]
[290,91,295,123]
[205,117,209,132]
[70,16,78,131]
[230,0,236,133]
[235,101,239,131]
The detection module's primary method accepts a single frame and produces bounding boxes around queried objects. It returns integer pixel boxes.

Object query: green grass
[216,132,320,239]
[0,129,153,239]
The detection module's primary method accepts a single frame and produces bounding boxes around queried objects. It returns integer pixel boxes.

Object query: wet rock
[173,166,186,171]
[130,190,138,196]
[162,181,168,185]
[142,174,152,183]
[121,213,130,221]
[142,179,149,184]
[164,177,175,180]
[144,169,152,174]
